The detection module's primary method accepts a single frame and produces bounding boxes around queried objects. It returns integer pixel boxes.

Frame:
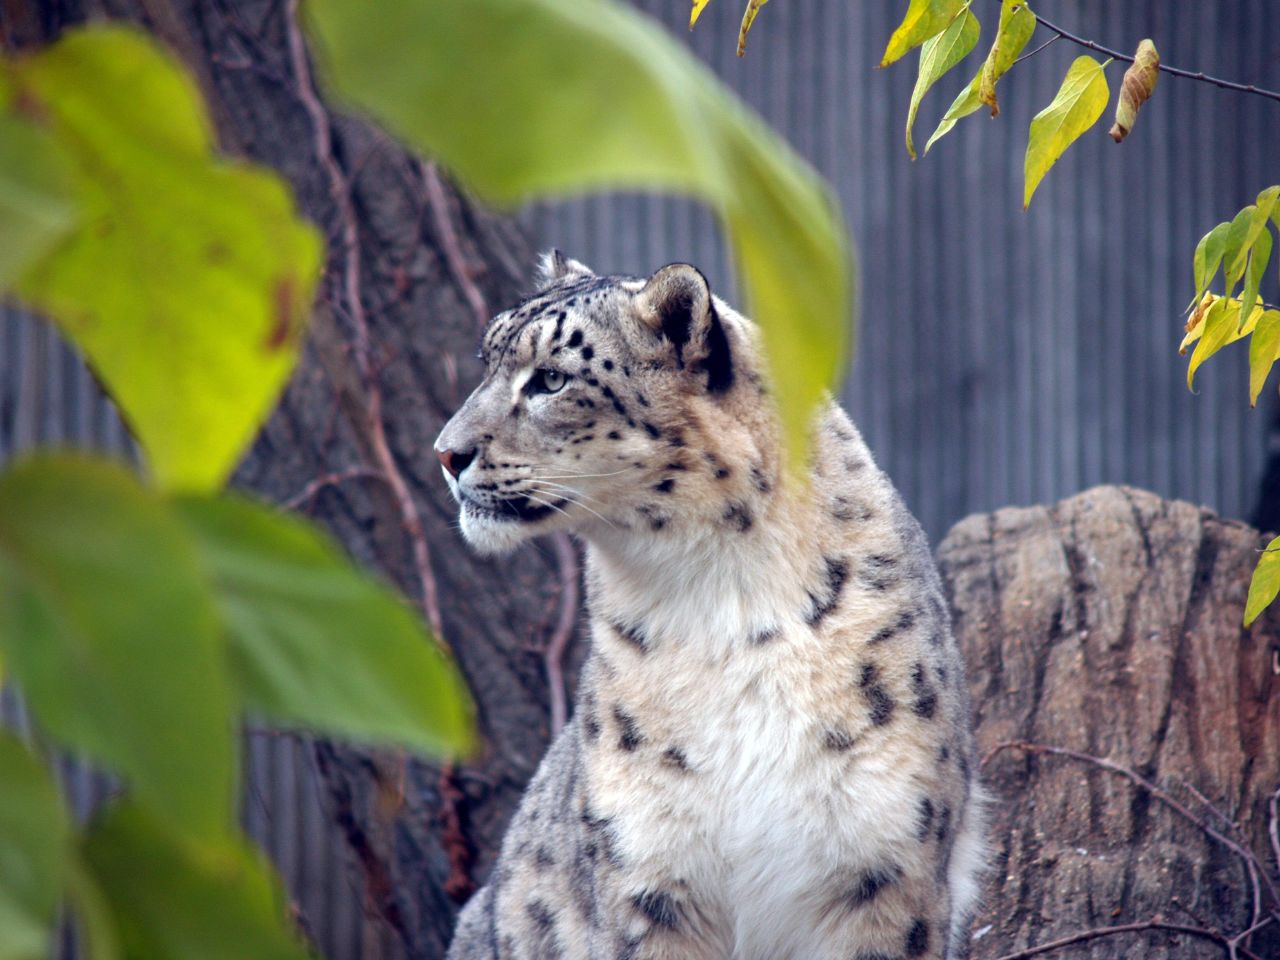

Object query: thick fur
[436,256,986,960]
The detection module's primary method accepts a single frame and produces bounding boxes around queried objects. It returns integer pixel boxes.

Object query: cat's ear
[634,263,734,394]
[535,249,594,287]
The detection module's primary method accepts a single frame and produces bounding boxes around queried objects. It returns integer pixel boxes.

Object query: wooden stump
[938,485,1280,959]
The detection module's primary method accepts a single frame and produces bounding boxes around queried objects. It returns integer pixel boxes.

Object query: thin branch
[545,532,580,736]
[1028,8,1280,105]
[1270,787,1280,877]
[1013,34,1060,66]
[420,159,491,332]
[989,919,1238,960]
[282,466,387,511]
[983,741,1280,914]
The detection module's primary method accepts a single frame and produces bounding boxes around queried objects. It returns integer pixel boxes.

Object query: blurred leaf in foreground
[2,27,322,492]
[306,0,849,467]
[0,456,234,841]
[174,494,474,757]
[0,734,71,960]
[83,804,309,960]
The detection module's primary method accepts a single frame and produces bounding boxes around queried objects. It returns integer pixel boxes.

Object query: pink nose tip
[436,446,475,478]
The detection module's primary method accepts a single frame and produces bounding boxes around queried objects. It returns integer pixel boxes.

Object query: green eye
[531,369,569,395]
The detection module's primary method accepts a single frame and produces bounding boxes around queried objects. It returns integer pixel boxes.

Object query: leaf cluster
[0,24,473,960]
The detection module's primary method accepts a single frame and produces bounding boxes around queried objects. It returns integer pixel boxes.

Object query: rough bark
[3,2,577,957]
[939,485,1280,959]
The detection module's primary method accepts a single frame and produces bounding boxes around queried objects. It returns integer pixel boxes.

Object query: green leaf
[0,114,77,290]
[1193,221,1231,303]
[82,804,310,960]
[1024,56,1111,208]
[978,0,1036,117]
[5,27,323,492]
[0,734,71,960]
[305,0,849,467]
[906,6,979,160]
[1222,205,1258,297]
[1186,296,1235,391]
[1228,186,1280,278]
[880,0,966,68]
[1245,534,1280,626]
[923,72,982,155]
[173,494,474,757]
[65,859,121,960]
[0,456,234,841]
[1238,225,1272,334]
[1248,309,1280,407]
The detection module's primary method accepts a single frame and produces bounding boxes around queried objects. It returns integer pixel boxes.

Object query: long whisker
[530,467,633,481]
[528,478,609,506]
[527,483,615,528]
[521,490,573,520]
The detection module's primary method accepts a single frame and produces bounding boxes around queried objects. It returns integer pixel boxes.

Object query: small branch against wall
[1027,7,1280,104]
[982,740,1280,960]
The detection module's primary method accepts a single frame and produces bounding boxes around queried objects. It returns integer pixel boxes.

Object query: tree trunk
[4,2,575,957]
[939,485,1280,959]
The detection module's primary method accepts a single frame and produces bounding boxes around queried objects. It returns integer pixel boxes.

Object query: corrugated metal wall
[3,1,1279,957]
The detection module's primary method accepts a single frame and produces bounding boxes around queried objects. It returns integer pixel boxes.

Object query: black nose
[436,446,477,479]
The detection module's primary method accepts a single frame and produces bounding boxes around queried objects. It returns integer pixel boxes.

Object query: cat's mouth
[461,492,568,524]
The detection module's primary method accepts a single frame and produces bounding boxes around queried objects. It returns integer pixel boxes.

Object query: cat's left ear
[535,249,594,288]
[634,263,734,393]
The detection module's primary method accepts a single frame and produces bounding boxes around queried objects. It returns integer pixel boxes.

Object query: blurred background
[3,0,1280,956]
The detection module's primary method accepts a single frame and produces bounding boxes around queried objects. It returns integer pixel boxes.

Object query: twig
[545,533,580,736]
[282,466,387,511]
[437,763,474,902]
[988,919,1246,960]
[1013,34,1060,66]
[1228,915,1276,960]
[284,0,445,642]
[1027,8,1280,105]
[983,741,1280,917]
[1270,787,1280,878]
[420,159,491,332]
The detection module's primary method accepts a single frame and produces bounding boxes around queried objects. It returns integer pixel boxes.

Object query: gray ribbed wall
[3,2,1279,957]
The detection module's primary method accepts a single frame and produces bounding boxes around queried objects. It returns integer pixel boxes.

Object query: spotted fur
[439,254,986,959]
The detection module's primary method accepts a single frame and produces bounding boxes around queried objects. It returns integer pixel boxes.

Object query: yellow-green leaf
[906,6,979,160]
[1186,296,1235,391]
[923,72,982,155]
[306,0,850,468]
[5,27,323,492]
[0,456,235,842]
[1238,225,1272,333]
[0,114,77,290]
[880,0,965,69]
[737,0,770,56]
[1180,293,1263,355]
[978,0,1036,117]
[690,0,712,28]
[1248,309,1280,406]
[1193,221,1231,303]
[1222,205,1258,297]
[1024,56,1110,208]
[1244,534,1280,626]
[0,734,72,960]
[1225,186,1280,285]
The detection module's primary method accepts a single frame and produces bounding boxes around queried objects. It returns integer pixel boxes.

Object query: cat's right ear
[535,249,594,288]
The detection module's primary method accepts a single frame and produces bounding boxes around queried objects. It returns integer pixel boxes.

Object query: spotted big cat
[435,252,986,960]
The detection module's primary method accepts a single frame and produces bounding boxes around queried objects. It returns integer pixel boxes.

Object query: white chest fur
[582,533,934,960]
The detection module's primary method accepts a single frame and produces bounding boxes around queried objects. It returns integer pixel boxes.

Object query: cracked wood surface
[939,485,1280,959]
